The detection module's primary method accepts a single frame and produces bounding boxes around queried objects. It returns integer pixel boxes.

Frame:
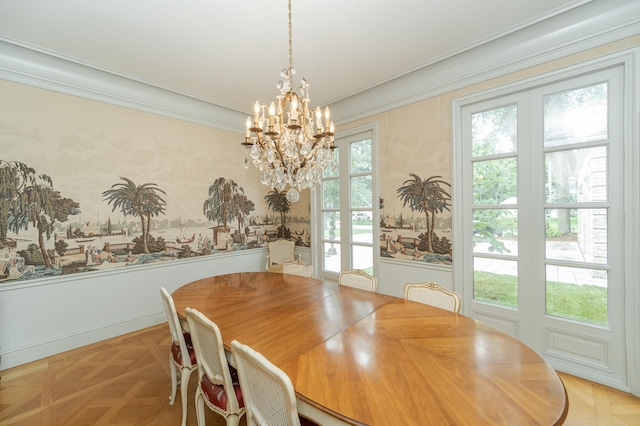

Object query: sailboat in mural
[175,220,195,244]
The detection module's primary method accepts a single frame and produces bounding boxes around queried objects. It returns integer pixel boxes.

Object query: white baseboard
[0,312,162,371]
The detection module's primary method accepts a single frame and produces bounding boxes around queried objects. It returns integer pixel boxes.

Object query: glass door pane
[543,84,610,325]
[470,105,518,308]
[349,138,373,274]
[321,147,340,273]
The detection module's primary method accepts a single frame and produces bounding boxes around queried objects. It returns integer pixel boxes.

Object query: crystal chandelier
[242,0,335,203]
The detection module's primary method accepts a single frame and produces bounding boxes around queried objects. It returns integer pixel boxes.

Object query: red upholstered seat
[170,332,196,365]
[200,366,245,410]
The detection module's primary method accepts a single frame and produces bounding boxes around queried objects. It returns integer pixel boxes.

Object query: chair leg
[195,387,206,426]
[169,355,177,405]
[227,414,240,426]
[179,367,193,426]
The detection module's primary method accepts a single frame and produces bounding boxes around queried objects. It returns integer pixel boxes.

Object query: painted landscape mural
[0,80,310,285]
[0,161,310,284]
[379,173,452,265]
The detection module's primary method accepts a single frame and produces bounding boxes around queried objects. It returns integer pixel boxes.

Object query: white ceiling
[0,0,591,115]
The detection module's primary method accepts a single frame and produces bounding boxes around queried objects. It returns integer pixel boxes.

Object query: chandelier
[242,0,335,203]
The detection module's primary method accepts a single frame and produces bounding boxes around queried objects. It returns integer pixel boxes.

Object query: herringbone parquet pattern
[0,324,638,425]
[559,372,640,425]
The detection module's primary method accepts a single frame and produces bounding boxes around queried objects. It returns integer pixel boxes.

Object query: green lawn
[545,216,578,237]
[473,270,607,326]
[326,221,372,238]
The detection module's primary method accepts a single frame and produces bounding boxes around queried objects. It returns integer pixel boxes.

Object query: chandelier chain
[288,0,293,71]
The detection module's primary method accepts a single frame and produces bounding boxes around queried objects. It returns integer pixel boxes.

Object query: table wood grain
[172,272,568,425]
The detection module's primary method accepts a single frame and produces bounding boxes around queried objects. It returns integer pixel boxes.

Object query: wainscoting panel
[544,326,612,372]
[472,310,520,339]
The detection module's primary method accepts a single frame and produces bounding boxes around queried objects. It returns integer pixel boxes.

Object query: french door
[457,65,627,388]
[315,126,377,282]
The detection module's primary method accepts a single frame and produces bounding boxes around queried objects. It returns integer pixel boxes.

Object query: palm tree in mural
[102,177,167,254]
[264,189,291,238]
[396,173,451,253]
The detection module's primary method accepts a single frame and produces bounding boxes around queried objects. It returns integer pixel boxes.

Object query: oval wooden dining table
[171,272,568,425]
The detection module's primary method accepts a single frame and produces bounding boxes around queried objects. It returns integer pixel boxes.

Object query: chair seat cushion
[170,332,196,365]
[200,366,244,410]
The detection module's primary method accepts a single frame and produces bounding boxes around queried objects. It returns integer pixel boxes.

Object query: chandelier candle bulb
[315,106,323,131]
[324,107,331,129]
[253,101,260,123]
[269,102,276,125]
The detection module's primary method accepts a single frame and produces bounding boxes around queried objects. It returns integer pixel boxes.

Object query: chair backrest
[186,308,243,414]
[231,340,301,426]
[338,269,377,292]
[160,287,194,368]
[404,282,461,313]
[282,260,313,278]
[267,240,296,266]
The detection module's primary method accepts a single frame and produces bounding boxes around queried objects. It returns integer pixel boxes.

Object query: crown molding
[330,0,640,125]
[0,38,247,133]
[0,1,638,130]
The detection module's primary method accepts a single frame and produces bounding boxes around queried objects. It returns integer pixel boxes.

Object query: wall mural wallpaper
[374,97,453,267]
[379,173,452,265]
[0,80,310,285]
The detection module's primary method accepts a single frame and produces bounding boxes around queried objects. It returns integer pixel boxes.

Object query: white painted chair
[338,269,377,292]
[265,239,297,273]
[404,282,462,313]
[159,287,197,426]
[185,308,246,426]
[282,260,313,278]
[230,340,317,426]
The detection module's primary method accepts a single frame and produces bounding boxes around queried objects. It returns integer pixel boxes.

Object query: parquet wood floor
[0,324,638,425]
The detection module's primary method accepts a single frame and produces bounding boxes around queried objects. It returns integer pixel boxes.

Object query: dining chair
[230,340,317,426]
[185,308,246,426]
[338,269,377,292]
[404,282,462,313]
[282,260,313,277]
[159,287,197,426]
[265,239,298,273]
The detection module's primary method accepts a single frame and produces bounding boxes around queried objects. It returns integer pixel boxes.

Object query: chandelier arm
[298,100,317,142]
[296,141,318,171]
